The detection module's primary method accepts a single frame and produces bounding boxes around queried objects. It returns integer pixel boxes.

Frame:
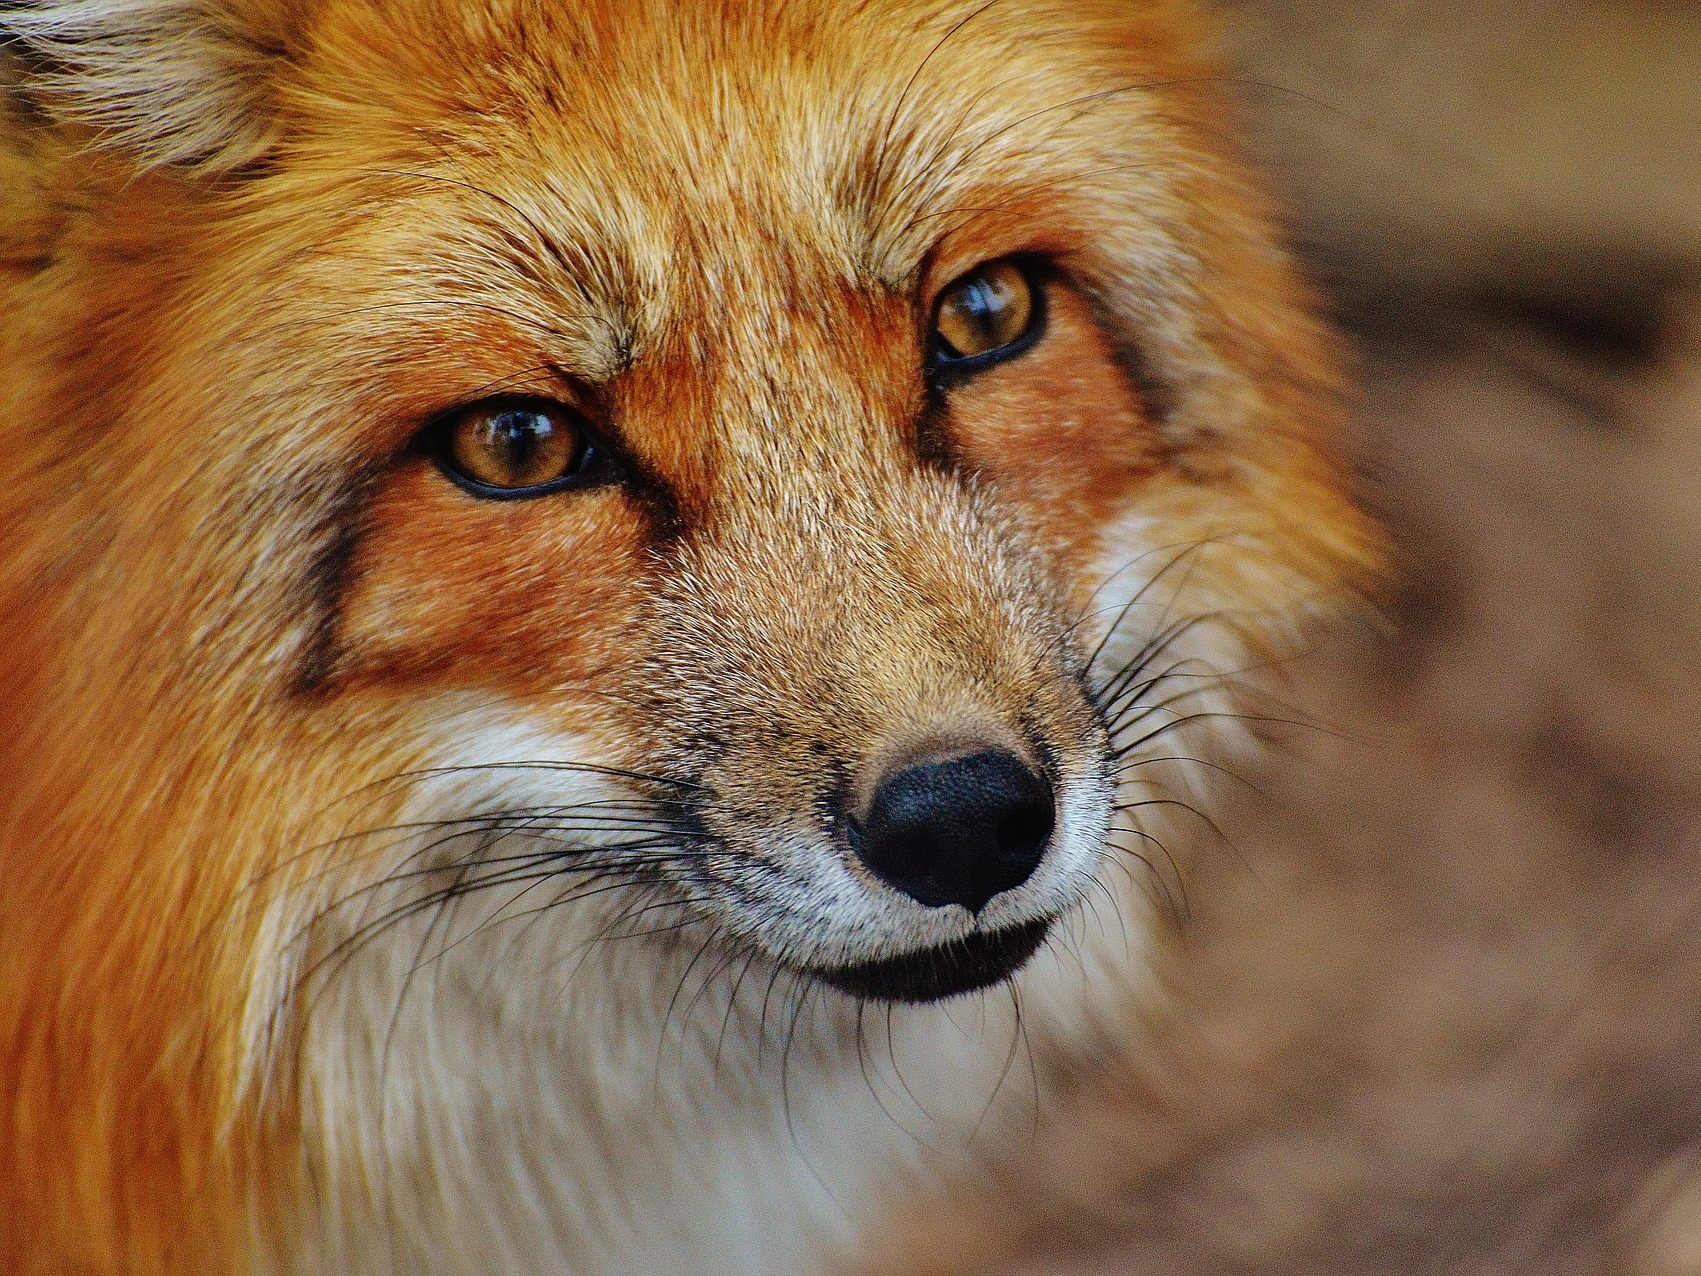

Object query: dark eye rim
[423,393,613,501]
[927,256,1048,386]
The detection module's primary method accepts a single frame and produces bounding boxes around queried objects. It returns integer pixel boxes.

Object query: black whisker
[1082,540,1219,679]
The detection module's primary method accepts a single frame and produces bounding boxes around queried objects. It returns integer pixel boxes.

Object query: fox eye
[932,260,1039,367]
[430,397,598,499]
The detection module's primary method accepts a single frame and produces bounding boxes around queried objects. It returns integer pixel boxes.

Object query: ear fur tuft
[0,0,301,170]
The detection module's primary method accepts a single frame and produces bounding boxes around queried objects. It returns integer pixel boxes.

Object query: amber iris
[442,401,588,493]
[934,260,1035,361]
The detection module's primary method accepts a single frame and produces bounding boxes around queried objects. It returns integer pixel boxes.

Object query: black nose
[851,749,1055,913]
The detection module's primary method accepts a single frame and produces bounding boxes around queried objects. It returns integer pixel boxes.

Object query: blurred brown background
[866,4,1701,1273]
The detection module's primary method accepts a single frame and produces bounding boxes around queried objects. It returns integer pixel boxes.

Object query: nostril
[851,749,1056,913]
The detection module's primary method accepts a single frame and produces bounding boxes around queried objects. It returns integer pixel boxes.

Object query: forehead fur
[294,0,1207,269]
[178,0,1221,418]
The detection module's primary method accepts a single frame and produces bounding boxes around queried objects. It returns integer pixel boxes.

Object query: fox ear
[1,0,305,170]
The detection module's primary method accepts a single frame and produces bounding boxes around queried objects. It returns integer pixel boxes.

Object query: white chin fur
[263,645,1198,1274]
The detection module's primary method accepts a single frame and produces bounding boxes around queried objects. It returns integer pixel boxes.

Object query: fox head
[0,0,1376,1271]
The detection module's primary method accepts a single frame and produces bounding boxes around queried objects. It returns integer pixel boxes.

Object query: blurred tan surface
[1226,0,1701,303]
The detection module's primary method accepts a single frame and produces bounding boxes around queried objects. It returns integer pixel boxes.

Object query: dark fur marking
[1025,721,1065,790]
[911,392,961,470]
[617,454,686,545]
[565,378,688,542]
[291,476,374,697]
[1079,291,1176,430]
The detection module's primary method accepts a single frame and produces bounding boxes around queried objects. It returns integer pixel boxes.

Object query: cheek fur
[944,285,1161,566]
[333,464,650,696]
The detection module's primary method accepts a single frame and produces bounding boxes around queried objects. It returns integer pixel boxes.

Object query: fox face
[0,1,1377,1272]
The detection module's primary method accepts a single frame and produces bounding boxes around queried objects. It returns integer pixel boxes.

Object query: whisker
[290,827,703,940]
[326,759,706,809]
[1112,752,1262,792]
[1082,540,1218,678]
[1102,843,1187,924]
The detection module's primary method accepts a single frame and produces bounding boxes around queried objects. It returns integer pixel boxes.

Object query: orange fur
[0,2,1378,1272]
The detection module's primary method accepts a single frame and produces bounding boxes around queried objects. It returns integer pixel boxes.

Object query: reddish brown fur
[0,2,1377,1271]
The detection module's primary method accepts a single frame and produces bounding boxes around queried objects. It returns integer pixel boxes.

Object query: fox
[0,1,1377,1273]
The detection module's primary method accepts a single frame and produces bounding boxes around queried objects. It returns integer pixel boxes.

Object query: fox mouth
[809,917,1053,1003]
